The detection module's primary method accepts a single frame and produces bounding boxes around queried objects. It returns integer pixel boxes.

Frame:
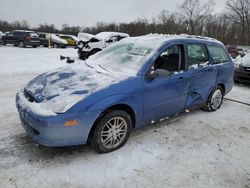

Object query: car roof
[130,34,224,47]
[13,30,35,32]
[95,32,130,40]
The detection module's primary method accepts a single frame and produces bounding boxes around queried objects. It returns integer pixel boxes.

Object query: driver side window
[154,45,184,73]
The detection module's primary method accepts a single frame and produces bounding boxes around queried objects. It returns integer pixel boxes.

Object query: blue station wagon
[16,34,234,153]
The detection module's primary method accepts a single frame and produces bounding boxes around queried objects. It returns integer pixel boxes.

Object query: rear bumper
[16,91,97,147]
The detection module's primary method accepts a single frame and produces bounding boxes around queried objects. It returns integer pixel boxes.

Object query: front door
[143,45,189,124]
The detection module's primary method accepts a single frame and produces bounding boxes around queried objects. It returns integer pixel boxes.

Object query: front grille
[24,89,36,102]
[244,67,250,72]
[238,76,250,81]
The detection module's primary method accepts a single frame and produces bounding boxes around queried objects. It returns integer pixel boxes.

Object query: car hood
[242,58,250,67]
[25,64,120,113]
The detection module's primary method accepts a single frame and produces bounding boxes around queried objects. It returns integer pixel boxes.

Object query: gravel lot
[0,46,249,188]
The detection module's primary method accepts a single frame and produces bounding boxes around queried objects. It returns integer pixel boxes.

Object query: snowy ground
[0,46,250,188]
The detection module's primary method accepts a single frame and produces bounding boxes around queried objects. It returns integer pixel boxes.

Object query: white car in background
[38,33,68,48]
[77,31,129,59]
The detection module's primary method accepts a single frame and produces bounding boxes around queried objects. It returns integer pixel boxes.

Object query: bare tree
[226,0,250,44]
[179,0,214,34]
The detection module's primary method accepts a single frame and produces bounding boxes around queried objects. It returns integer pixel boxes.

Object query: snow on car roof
[95,32,130,40]
[126,33,223,47]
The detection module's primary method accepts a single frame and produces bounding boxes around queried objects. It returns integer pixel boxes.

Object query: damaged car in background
[16,34,234,153]
[77,31,129,60]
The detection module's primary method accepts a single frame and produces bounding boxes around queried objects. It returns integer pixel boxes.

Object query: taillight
[25,35,32,40]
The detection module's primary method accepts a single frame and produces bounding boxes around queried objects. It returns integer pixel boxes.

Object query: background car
[227,45,239,58]
[59,35,79,46]
[234,52,250,84]
[2,30,40,48]
[77,31,129,59]
[16,35,234,153]
[0,31,3,45]
[76,32,95,48]
[38,33,68,48]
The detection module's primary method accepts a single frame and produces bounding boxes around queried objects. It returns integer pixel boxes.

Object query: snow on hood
[241,53,250,67]
[25,63,122,114]
[234,51,250,67]
[78,32,95,42]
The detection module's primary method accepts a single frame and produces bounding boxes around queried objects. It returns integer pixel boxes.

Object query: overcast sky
[0,0,227,28]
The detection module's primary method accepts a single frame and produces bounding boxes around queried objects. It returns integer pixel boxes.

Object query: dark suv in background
[2,30,40,48]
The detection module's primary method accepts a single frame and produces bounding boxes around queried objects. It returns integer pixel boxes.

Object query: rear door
[184,43,217,109]
[206,44,234,93]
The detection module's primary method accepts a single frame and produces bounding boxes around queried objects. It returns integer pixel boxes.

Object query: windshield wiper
[84,62,93,69]
[98,64,112,74]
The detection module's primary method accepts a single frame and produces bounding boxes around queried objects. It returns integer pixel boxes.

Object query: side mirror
[147,69,172,80]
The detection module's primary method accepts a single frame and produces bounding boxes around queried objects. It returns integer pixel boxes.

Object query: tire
[204,86,224,112]
[19,41,26,48]
[53,43,58,48]
[91,110,132,153]
[32,46,37,48]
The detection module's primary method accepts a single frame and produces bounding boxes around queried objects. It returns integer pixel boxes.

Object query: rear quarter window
[207,45,230,64]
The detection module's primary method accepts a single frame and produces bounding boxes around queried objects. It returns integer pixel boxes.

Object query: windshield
[85,38,159,76]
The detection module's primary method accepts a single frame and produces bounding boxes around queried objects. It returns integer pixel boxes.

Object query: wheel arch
[217,83,225,95]
[87,103,136,143]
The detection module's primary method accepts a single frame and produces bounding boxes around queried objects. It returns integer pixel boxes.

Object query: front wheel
[204,86,224,112]
[53,43,58,48]
[92,110,132,153]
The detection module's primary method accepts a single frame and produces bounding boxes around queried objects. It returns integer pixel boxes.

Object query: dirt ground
[0,46,249,188]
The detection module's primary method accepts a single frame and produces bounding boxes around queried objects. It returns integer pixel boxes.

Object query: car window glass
[187,44,208,69]
[154,45,183,73]
[207,45,230,64]
[89,37,100,42]
[40,34,46,38]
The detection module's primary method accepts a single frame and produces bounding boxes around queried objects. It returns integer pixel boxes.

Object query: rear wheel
[91,110,132,153]
[204,86,223,112]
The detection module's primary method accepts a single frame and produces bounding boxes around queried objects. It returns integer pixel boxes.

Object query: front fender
[88,94,142,127]
[81,94,143,142]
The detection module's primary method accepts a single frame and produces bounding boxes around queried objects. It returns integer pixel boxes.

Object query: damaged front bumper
[15,91,97,147]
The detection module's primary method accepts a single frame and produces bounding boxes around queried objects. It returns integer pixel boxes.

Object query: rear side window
[207,45,230,64]
[187,44,208,69]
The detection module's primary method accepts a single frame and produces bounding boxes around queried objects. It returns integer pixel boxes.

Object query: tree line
[0,0,250,45]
